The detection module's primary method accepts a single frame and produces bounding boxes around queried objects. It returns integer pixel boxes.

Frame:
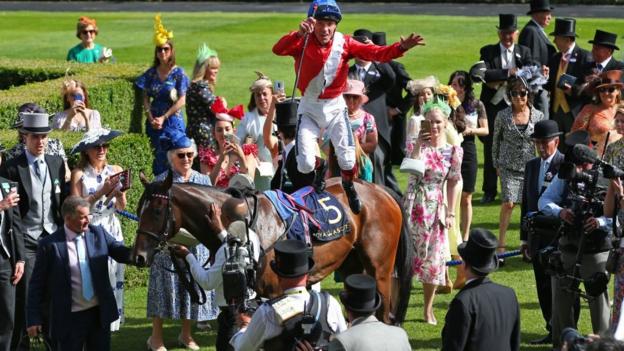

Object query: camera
[539,246,564,276]
[561,328,588,351]
[222,221,257,313]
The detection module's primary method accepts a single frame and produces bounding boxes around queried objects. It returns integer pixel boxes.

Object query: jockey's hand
[295,340,316,351]
[236,311,252,329]
[27,325,41,338]
[399,33,425,50]
[298,17,315,37]
[171,245,191,259]
[206,203,225,234]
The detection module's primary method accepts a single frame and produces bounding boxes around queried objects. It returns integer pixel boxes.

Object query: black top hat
[339,274,382,314]
[497,14,517,32]
[531,120,562,139]
[270,240,315,278]
[527,0,554,15]
[353,28,373,43]
[372,32,386,46]
[589,30,619,50]
[565,130,590,147]
[458,228,499,275]
[550,18,578,38]
[275,100,299,127]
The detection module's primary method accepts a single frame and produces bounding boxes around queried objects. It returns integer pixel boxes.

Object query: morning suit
[546,44,592,139]
[386,60,416,165]
[27,225,132,350]
[479,43,534,197]
[0,177,23,351]
[576,57,624,107]
[520,150,564,331]
[0,152,66,349]
[349,62,402,195]
[328,315,411,351]
[519,19,557,119]
[442,277,520,351]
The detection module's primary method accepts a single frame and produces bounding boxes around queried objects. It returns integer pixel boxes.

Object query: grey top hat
[19,113,51,135]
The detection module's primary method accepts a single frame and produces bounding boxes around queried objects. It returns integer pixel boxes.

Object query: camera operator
[538,130,613,349]
[605,177,624,339]
[173,198,260,351]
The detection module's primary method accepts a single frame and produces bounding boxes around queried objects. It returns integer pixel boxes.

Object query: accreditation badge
[54,179,61,194]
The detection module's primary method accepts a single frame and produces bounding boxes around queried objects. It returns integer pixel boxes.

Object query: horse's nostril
[136,255,146,267]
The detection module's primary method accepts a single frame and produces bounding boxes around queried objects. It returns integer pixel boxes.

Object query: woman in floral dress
[403,100,462,325]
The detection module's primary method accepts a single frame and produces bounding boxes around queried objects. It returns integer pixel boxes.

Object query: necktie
[597,63,603,72]
[75,235,94,301]
[33,159,42,181]
[357,66,366,81]
[538,161,549,191]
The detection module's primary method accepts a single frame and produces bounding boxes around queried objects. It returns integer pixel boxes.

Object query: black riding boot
[341,167,361,214]
[313,157,327,193]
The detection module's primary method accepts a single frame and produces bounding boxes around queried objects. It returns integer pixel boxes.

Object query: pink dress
[403,144,463,285]
[200,144,258,188]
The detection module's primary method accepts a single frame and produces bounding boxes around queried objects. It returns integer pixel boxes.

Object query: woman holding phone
[403,100,463,325]
[203,97,257,188]
[52,79,102,132]
[68,128,127,331]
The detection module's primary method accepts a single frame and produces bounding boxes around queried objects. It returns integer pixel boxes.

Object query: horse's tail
[383,186,413,326]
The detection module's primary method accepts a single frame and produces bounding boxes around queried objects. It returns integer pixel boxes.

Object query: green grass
[2,10,623,351]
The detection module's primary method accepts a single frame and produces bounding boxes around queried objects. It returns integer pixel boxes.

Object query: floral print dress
[403,143,462,285]
[186,80,217,155]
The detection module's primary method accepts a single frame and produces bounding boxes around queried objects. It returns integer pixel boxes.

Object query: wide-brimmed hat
[469,61,487,84]
[458,228,499,275]
[531,120,562,139]
[343,79,369,104]
[353,28,372,43]
[19,113,51,135]
[372,32,386,46]
[594,70,624,90]
[406,75,439,96]
[550,18,578,38]
[270,240,315,278]
[527,0,553,15]
[275,99,299,127]
[588,29,619,50]
[71,128,123,154]
[339,274,382,313]
[497,14,517,32]
[565,130,590,147]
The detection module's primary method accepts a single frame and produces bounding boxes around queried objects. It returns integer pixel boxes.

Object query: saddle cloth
[264,186,349,243]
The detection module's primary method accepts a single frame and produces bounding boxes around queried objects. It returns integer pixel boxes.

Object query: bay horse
[131,172,413,324]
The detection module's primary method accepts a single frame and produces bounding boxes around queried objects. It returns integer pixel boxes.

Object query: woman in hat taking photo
[186,43,220,174]
[66,16,112,63]
[68,128,127,332]
[147,129,218,351]
[236,72,278,191]
[492,76,544,263]
[52,79,102,132]
[571,70,623,154]
[135,14,189,176]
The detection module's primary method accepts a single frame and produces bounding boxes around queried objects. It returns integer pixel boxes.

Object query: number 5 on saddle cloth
[264,186,350,243]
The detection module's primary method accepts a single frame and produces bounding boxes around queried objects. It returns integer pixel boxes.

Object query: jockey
[273,0,425,214]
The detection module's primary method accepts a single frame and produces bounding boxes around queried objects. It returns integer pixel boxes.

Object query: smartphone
[111,170,131,192]
[274,80,285,95]
[72,93,83,102]
[224,133,240,144]
[9,181,18,194]
[420,120,432,134]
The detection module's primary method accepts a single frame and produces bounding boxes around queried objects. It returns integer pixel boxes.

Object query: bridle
[136,187,177,251]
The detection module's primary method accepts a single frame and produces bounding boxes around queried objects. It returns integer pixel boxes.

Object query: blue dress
[135,66,189,175]
[146,170,219,321]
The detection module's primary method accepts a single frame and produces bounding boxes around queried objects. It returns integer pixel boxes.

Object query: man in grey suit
[329,274,410,351]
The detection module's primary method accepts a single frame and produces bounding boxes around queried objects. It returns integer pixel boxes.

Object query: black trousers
[53,306,110,351]
[12,246,37,351]
[217,307,236,351]
[481,101,507,197]
[390,114,406,166]
[373,138,402,196]
[0,254,15,351]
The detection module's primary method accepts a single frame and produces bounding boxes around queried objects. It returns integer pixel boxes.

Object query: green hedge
[0,58,145,133]
[0,130,154,287]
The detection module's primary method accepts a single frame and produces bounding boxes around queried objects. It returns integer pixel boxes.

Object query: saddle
[264,186,350,243]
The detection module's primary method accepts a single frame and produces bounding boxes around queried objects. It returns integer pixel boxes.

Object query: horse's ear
[163,170,173,190]
[139,170,150,188]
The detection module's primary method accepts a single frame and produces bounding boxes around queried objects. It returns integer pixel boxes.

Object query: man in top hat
[229,239,346,351]
[0,112,67,350]
[538,129,612,349]
[519,119,564,344]
[272,0,425,214]
[348,28,402,195]
[478,14,534,204]
[519,0,557,120]
[441,228,520,351]
[373,31,417,168]
[578,29,624,99]
[269,99,299,193]
[328,274,410,351]
[546,18,592,143]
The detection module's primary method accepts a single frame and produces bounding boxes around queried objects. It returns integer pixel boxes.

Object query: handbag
[399,157,425,175]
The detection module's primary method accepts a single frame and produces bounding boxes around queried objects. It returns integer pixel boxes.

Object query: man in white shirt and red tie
[272,0,424,213]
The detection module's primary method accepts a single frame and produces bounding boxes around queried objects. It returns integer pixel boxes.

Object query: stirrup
[342,181,362,214]
[313,159,327,193]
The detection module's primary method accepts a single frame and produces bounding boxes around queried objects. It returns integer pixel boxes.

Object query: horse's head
[131,171,177,267]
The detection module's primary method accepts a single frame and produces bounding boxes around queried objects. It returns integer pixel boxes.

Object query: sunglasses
[510,90,528,98]
[81,30,96,35]
[176,152,194,159]
[598,87,617,94]
[94,144,110,150]
[157,47,171,53]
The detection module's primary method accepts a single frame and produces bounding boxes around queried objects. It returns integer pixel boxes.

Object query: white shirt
[596,56,613,72]
[230,286,347,351]
[499,43,516,69]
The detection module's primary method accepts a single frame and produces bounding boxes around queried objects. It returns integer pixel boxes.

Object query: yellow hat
[153,14,173,47]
